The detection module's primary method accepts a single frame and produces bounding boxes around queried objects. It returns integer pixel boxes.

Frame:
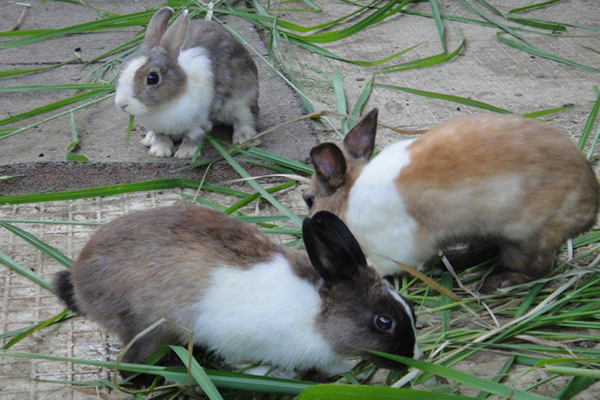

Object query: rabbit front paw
[141,131,155,147]
[174,143,199,159]
[233,125,261,147]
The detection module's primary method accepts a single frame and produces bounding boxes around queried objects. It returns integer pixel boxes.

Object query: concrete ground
[0,0,317,195]
[1,0,600,399]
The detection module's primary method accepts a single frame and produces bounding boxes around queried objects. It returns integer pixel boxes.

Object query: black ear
[302,211,367,284]
[343,108,378,161]
[310,143,347,191]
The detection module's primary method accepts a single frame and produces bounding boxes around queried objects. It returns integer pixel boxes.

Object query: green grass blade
[521,104,574,118]
[333,70,349,135]
[3,310,72,350]
[242,147,314,174]
[0,29,53,37]
[86,35,143,64]
[350,76,375,129]
[299,384,478,399]
[0,350,315,394]
[496,33,600,74]
[521,16,600,32]
[290,37,424,66]
[458,0,535,47]
[369,351,554,400]
[0,93,113,140]
[474,0,506,18]
[217,0,380,34]
[224,181,295,215]
[0,84,114,92]
[581,45,600,56]
[586,124,600,160]
[211,139,313,174]
[66,112,89,163]
[286,0,410,43]
[0,179,247,205]
[0,89,110,129]
[208,137,303,226]
[126,115,135,149]
[429,0,447,53]
[379,35,464,73]
[515,283,545,318]
[507,16,566,31]
[0,250,53,291]
[0,11,154,50]
[441,273,452,334]
[557,376,596,400]
[544,366,600,379]
[375,83,512,114]
[579,88,600,150]
[0,58,79,79]
[169,346,224,400]
[509,0,564,14]
[302,0,322,10]
[0,222,73,269]
[475,356,515,398]
[401,9,495,28]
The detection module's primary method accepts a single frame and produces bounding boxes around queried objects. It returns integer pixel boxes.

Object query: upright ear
[343,108,378,161]
[310,143,347,191]
[142,8,174,52]
[302,211,367,284]
[160,9,190,59]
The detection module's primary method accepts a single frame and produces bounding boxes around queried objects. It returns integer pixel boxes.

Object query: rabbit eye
[374,315,394,332]
[303,194,315,209]
[147,72,160,85]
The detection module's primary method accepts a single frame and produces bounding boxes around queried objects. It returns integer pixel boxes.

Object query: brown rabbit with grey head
[303,110,599,292]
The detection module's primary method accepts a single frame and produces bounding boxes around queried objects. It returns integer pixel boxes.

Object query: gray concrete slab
[1,1,600,399]
[0,1,318,195]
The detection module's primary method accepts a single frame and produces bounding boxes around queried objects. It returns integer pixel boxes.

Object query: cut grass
[1,0,600,399]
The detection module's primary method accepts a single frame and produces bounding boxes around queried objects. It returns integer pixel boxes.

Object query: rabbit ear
[302,211,366,284]
[142,7,174,52]
[160,9,190,59]
[310,143,347,191]
[343,108,378,161]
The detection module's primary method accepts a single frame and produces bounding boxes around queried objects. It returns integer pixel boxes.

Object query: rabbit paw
[233,126,261,147]
[174,143,199,159]
[141,131,155,147]
[148,142,173,158]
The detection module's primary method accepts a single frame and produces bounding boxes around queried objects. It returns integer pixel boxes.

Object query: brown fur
[308,112,599,292]
[70,205,288,364]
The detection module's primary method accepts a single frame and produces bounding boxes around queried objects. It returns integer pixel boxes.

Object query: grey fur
[54,205,417,378]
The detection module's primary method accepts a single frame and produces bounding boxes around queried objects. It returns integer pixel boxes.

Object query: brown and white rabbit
[54,205,419,379]
[304,109,599,292]
[114,8,259,159]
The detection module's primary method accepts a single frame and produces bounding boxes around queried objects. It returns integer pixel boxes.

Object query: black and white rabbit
[115,8,259,159]
[54,205,419,379]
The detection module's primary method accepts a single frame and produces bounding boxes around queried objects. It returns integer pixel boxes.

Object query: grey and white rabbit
[114,8,259,159]
[54,205,419,379]
[304,109,599,293]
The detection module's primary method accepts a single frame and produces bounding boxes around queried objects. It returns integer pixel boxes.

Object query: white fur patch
[346,140,419,275]
[388,288,420,360]
[135,48,214,138]
[192,254,346,372]
[115,56,148,114]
